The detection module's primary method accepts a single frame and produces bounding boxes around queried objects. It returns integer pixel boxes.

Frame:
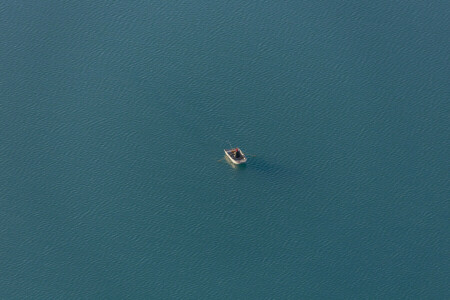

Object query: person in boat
[235,148,241,158]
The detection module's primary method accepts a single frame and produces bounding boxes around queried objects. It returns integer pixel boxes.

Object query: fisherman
[235,148,241,158]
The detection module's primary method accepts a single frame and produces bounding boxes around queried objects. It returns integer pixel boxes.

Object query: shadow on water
[221,155,314,189]
[246,156,310,186]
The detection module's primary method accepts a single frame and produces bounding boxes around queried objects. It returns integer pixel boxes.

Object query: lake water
[1,1,449,298]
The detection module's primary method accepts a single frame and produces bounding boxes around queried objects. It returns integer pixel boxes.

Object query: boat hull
[224,148,247,164]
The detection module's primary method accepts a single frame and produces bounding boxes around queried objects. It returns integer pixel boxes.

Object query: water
[1,1,448,298]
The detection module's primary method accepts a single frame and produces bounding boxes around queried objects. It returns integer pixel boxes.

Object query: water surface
[1,1,449,298]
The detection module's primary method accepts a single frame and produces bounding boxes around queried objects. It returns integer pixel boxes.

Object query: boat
[224,147,247,165]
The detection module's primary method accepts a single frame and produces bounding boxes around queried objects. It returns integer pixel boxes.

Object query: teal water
[1,1,449,298]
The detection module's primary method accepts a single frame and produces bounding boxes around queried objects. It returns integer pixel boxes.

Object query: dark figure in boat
[234,148,241,158]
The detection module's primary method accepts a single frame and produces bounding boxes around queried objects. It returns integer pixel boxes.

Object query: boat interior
[225,149,245,161]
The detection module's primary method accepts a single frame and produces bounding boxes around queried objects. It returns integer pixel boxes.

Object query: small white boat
[224,147,247,165]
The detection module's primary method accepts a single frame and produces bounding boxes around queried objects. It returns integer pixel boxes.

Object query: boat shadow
[246,156,308,184]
